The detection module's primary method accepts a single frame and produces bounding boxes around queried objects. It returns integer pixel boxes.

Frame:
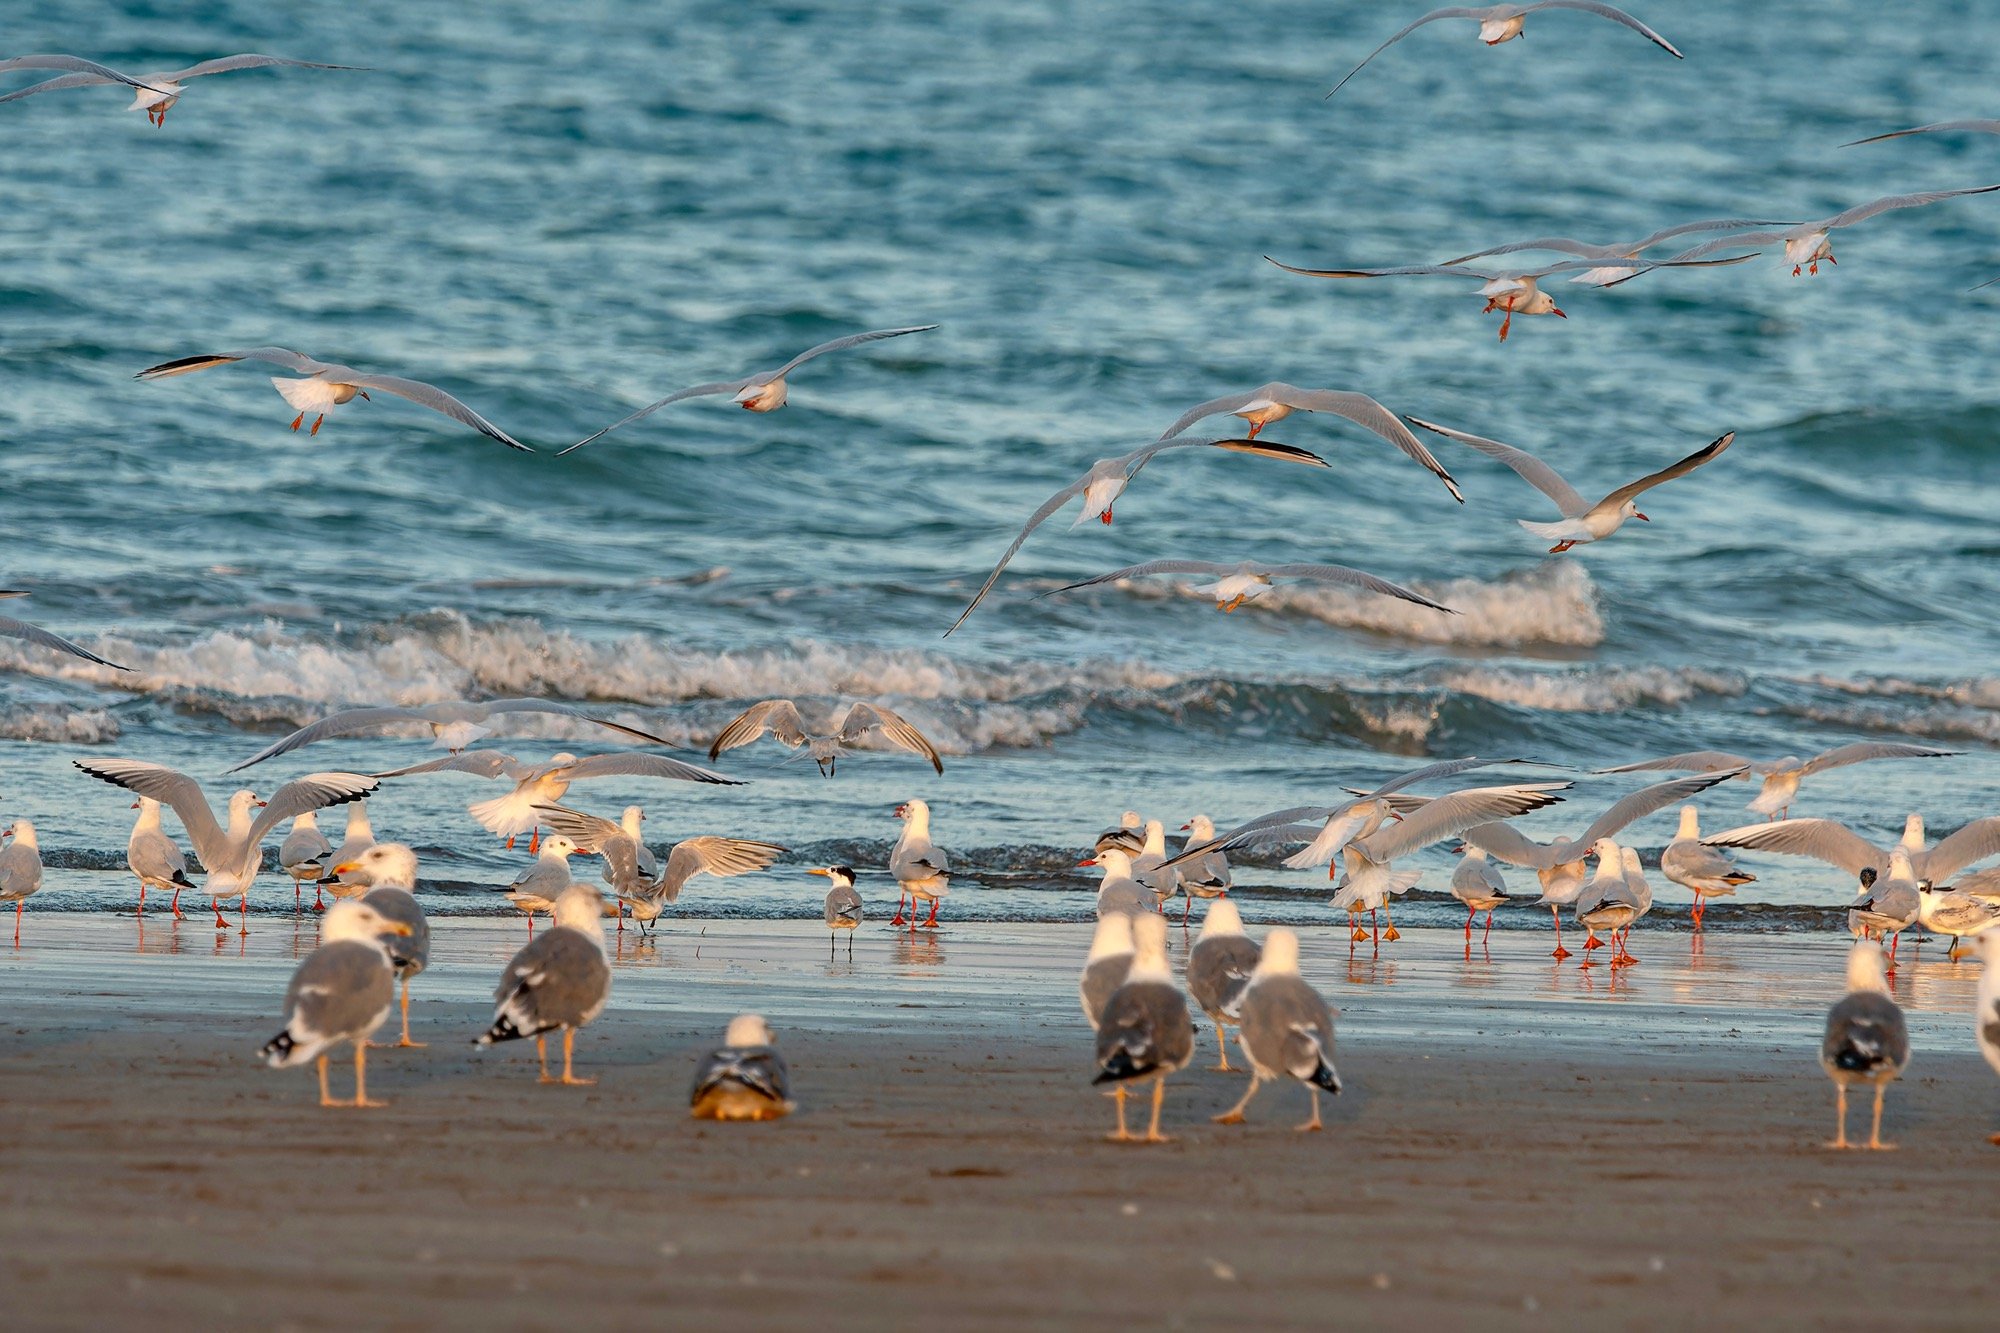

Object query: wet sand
[3,915,1998,1329]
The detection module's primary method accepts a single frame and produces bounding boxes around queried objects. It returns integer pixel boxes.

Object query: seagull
[1571,839,1651,966]
[1668,186,2000,275]
[259,899,410,1108]
[370,749,739,851]
[1450,845,1512,944]
[326,843,429,1048]
[1079,912,1138,1032]
[229,697,678,771]
[1094,810,1145,856]
[1042,558,1456,616]
[1409,417,1735,553]
[1701,811,2000,887]
[1658,805,1755,928]
[475,883,613,1086]
[1838,849,1925,964]
[812,866,863,955]
[1820,940,1909,1150]
[1845,119,2000,148]
[323,801,377,901]
[706,699,942,777]
[1186,898,1261,1073]
[1153,384,1463,498]
[503,837,579,932]
[1443,217,1796,285]
[0,591,126,669]
[0,54,358,124]
[1079,848,1154,919]
[1914,882,2000,961]
[1127,820,1179,909]
[1264,256,1754,340]
[690,1016,796,1121]
[0,821,43,946]
[278,812,333,911]
[890,799,951,930]
[136,347,533,450]
[534,802,784,935]
[1977,936,2000,1144]
[1212,929,1342,1132]
[1327,3,1682,98]
[1091,913,1195,1144]
[126,797,194,918]
[942,436,1333,636]
[1174,815,1232,924]
[74,759,375,930]
[563,325,938,454]
[1601,743,1957,820]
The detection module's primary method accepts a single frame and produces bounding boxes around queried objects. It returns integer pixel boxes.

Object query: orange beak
[807,867,831,878]
[331,861,359,876]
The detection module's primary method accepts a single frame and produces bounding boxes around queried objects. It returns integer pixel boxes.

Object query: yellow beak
[332,861,359,876]
[807,867,831,878]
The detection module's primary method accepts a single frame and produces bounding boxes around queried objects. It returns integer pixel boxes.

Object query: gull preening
[259,899,410,1108]
[1213,929,1342,1132]
[1602,742,1956,820]
[943,436,1334,635]
[0,54,358,125]
[1043,559,1456,616]
[476,883,613,1086]
[229,697,678,770]
[1328,3,1682,98]
[0,591,126,669]
[137,347,534,450]
[1154,384,1464,499]
[535,802,785,935]
[1845,119,2000,148]
[706,699,943,777]
[1444,217,1792,285]
[690,1016,796,1121]
[1410,417,1735,553]
[1669,186,2000,275]
[1820,941,1909,1150]
[563,324,938,454]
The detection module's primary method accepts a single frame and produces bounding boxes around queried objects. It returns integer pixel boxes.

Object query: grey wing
[1046,560,1234,595]
[1822,993,1909,1074]
[1266,388,1462,501]
[493,931,610,1032]
[1124,436,1331,473]
[1262,564,1456,613]
[1665,231,1791,261]
[559,381,747,454]
[472,699,680,749]
[771,324,937,376]
[1795,741,1956,779]
[135,346,328,380]
[360,887,429,974]
[284,942,392,1044]
[1574,770,1746,845]
[658,836,787,899]
[1165,805,1341,865]
[1918,817,2000,880]
[248,773,379,844]
[372,751,525,781]
[1594,749,1759,776]
[508,858,570,897]
[1700,819,1883,877]
[1444,237,1609,265]
[1846,119,2000,147]
[1460,820,1566,870]
[709,700,808,758]
[0,614,126,669]
[0,71,126,104]
[337,371,533,452]
[555,753,743,786]
[942,476,1092,636]
[1403,417,1589,515]
[1156,391,1261,441]
[1823,185,2000,230]
[1360,783,1571,862]
[227,706,433,771]
[1628,217,1798,250]
[839,703,944,774]
[1519,1,1683,56]
[131,830,189,881]
[1265,258,1489,279]
[1369,756,1524,799]
[531,803,624,853]
[73,760,228,865]
[1599,432,1735,510]
[1326,9,1491,97]
[693,1046,791,1105]
[165,54,363,80]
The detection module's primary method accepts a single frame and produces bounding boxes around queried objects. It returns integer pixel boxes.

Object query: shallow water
[4,0,1999,922]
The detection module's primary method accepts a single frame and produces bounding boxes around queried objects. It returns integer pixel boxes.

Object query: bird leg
[556,1028,596,1086]
[890,889,907,927]
[396,976,425,1048]
[318,1053,336,1107]
[1244,421,1263,440]
[1219,594,1246,613]
[295,880,303,909]
[1106,1085,1132,1142]
[1692,897,1705,930]
[1827,1084,1849,1149]
[239,892,250,935]
[1868,1082,1894,1151]
[528,829,540,854]
[1483,909,1496,942]
[1143,1075,1173,1144]
[136,882,147,915]
[1582,929,1604,951]
[1099,508,1113,526]
[1349,908,1367,944]
[290,413,305,431]
[1550,907,1570,960]
[1548,540,1577,553]
[1496,304,1514,341]
[212,901,229,929]
[351,1041,387,1108]
[1380,905,1401,943]
[309,414,325,436]
[1297,1085,1323,1133]
[170,885,183,919]
[12,901,20,946]
[921,897,941,929]
[1463,907,1475,938]
[536,1034,551,1083]
[1214,1072,1262,1124]
[315,882,324,911]
[1212,1022,1234,1073]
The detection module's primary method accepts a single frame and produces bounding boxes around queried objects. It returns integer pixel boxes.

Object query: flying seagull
[1042,558,1455,615]
[706,700,943,776]
[0,591,125,669]
[1844,119,2000,148]
[1327,3,1682,98]
[1152,384,1462,497]
[1443,217,1793,285]
[1668,186,2000,275]
[0,54,359,125]
[1600,742,1956,820]
[228,698,682,772]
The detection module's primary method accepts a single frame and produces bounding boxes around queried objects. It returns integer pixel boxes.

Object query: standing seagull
[1602,743,1956,821]
[1572,840,1651,966]
[1451,845,1512,945]
[1080,848,1154,920]
[1079,912,1137,1032]
[890,799,951,929]
[535,802,784,935]
[136,347,534,450]
[690,1016,796,1121]
[1214,929,1343,1132]
[1186,899,1262,1072]
[74,759,375,930]
[126,797,194,917]
[0,821,43,946]
[1128,820,1179,911]
[1327,3,1682,97]
[1408,417,1734,553]
[1846,851,1924,965]
[0,54,357,124]
[0,591,126,669]
[1820,941,1910,1151]
[228,698,680,770]
[1091,914,1195,1144]
[278,812,332,911]
[259,900,410,1108]
[1045,558,1455,616]
[1153,383,1463,497]
[1914,882,2000,961]
[1659,806,1755,927]
[1975,935,2000,1145]
[1669,186,2000,275]
[476,883,614,1086]
[564,325,938,453]
[503,836,579,933]
[706,699,943,777]
[943,436,1333,635]
[811,866,863,955]
[328,843,430,1049]
[1175,816,1233,923]
[323,800,377,901]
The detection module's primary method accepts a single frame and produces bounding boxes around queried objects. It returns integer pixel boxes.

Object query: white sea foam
[0,705,120,744]
[1406,664,1749,714]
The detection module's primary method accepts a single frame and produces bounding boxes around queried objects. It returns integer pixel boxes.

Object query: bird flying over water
[1327,3,1682,99]
[1668,186,2000,276]
[0,54,359,125]
[707,700,943,776]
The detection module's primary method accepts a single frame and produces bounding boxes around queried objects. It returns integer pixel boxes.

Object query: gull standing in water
[504,837,579,933]
[1327,3,1682,97]
[0,591,126,669]
[230,698,680,770]
[1127,820,1179,911]
[0,822,43,946]
[0,54,357,124]
[1701,811,2000,884]
[1079,848,1154,920]
[943,436,1332,635]
[563,325,937,453]
[327,843,430,1048]
[1186,899,1261,1072]
[706,700,943,777]
[1843,852,1924,966]
[1571,839,1648,966]
[1667,186,2000,275]
[1043,559,1455,616]
[890,799,951,929]
[259,900,410,1108]
[1443,217,1795,286]
[1450,845,1512,946]
[1660,806,1755,928]
[1214,929,1342,1132]
[690,1016,796,1122]
[476,883,613,1086]
[1914,882,2000,960]
[279,812,333,911]
[1601,743,1956,821]
[1409,417,1735,553]
[126,797,194,917]
[1092,914,1194,1144]
[535,802,784,936]
[1820,941,1909,1151]
[136,347,534,449]
[323,801,377,902]
[811,867,863,955]
[74,760,376,931]
[1175,816,1233,924]
[1153,384,1463,499]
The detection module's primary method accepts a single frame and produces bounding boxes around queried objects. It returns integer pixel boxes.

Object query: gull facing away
[563,325,937,454]
[706,699,942,777]
[1977,936,2000,1143]
[1095,810,1145,857]
[323,801,377,902]
[1213,929,1342,1132]
[1409,417,1735,553]
[1444,217,1794,286]
[890,798,951,929]
[812,866,863,955]
[0,591,126,669]
[278,812,333,911]
[1914,882,2000,960]
[126,797,194,917]
[371,750,740,850]
[1669,186,2000,275]
[1846,119,2000,148]
[690,1016,796,1122]
[1154,384,1463,499]
[136,347,533,450]
[942,436,1332,636]
[1186,898,1261,1073]
[1601,742,1957,820]
[1820,941,1909,1151]
[475,883,613,1086]
[1092,913,1195,1144]
[228,698,679,771]
[0,822,42,947]
[1327,3,1681,97]
[1080,912,1137,1032]
[1450,845,1512,944]
[1659,805,1755,928]
[74,759,376,930]
[0,54,358,125]
[1043,559,1456,616]
[535,802,785,935]
[327,843,430,1048]
[259,899,411,1109]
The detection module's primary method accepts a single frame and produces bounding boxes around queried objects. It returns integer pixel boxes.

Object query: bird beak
[1551,306,1567,319]
[1179,822,1192,831]
[358,390,371,401]
[130,800,141,810]
[253,798,268,808]
[386,921,413,936]
[807,868,830,878]
[332,861,359,876]
[1077,856,1099,868]
[893,803,908,817]
[1634,511,1650,521]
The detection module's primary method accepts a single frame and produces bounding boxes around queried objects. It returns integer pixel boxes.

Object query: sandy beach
[4,916,1997,1329]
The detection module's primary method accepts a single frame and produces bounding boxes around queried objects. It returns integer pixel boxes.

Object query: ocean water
[4,0,1999,926]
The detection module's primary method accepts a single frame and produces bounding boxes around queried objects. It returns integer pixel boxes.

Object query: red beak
[1634,512,1650,521]
[1077,857,1098,868]
[1551,307,1568,319]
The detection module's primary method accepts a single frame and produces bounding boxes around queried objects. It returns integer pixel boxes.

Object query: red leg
[213,902,229,929]
[1483,910,1495,942]
[13,901,20,946]
[1099,508,1113,526]
[1497,306,1513,341]
[528,829,540,854]
[290,413,305,431]
[171,885,183,919]
[309,414,324,436]
[923,898,940,928]
[890,889,907,927]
